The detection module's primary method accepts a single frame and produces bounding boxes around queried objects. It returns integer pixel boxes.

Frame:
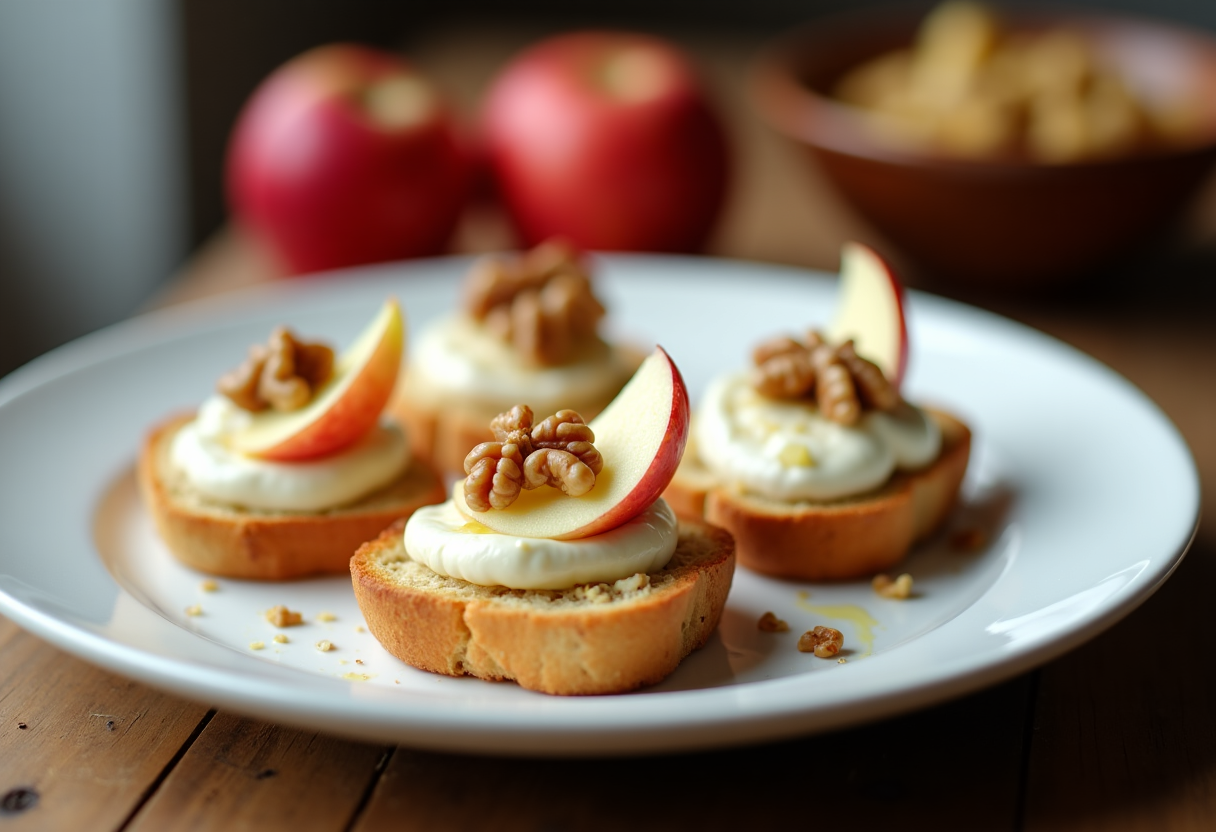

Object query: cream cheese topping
[404,314,635,409]
[404,498,679,590]
[695,373,941,502]
[170,396,410,511]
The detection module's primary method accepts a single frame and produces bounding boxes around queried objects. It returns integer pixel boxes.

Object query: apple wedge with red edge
[231,299,404,461]
[453,347,690,540]
[825,241,909,390]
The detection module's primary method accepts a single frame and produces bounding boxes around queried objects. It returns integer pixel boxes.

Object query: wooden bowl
[751,7,1216,288]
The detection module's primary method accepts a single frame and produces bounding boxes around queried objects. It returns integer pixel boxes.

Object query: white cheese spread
[404,498,679,590]
[695,373,940,502]
[403,314,636,411]
[170,396,410,511]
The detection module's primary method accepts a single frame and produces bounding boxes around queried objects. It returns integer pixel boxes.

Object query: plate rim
[0,252,1201,756]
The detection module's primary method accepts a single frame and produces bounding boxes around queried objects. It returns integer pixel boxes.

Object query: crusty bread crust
[663,409,971,581]
[139,413,446,580]
[351,517,735,695]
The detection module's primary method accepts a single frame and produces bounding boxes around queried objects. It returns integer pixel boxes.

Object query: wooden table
[3,29,1214,830]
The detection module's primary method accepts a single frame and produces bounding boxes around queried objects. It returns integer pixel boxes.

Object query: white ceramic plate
[0,255,1198,757]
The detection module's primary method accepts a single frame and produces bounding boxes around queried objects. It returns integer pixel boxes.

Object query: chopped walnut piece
[798,626,844,658]
[462,239,605,366]
[265,606,303,628]
[872,573,915,599]
[218,326,334,412]
[524,448,598,496]
[464,439,529,511]
[838,340,900,410]
[758,612,790,632]
[750,330,898,425]
[811,342,861,425]
[752,347,816,399]
[464,406,602,511]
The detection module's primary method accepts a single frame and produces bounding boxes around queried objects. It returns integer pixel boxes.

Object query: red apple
[227,44,472,275]
[482,31,730,253]
[825,242,909,390]
[232,299,404,460]
[453,347,690,539]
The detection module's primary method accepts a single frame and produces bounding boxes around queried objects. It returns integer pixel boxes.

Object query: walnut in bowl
[751,3,1216,288]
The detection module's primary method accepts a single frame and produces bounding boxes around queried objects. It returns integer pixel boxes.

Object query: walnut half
[463,239,605,367]
[218,327,334,412]
[463,406,604,511]
[750,330,898,425]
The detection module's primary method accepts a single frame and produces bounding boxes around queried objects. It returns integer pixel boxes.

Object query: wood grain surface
[3,25,1214,831]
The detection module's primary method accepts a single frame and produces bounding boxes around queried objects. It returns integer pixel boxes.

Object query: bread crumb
[200,580,219,592]
[316,611,337,623]
[266,606,303,627]
[250,641,265,651]
[355,659,364,665]
[316,640,334,652]
[185,604,203,617]
[573,574,651,604]
[354,625,365,633]
[273,634,288,644]
[613,573,650,593]
[872,573,914,599]
[837,658,848,664]
[758,611,790,632]
[342,672,371,682]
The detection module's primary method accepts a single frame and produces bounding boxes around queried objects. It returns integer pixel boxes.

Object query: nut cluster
[797,625,845,658]
[463,239,605,367]
[751,331,898,425]
[463,405,604,511]
[872,573,915,599]
[757,612,791,633]
[832,1,1200,162]
[218,327,334,413]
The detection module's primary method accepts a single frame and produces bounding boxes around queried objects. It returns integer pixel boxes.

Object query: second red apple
[482,31,731,253]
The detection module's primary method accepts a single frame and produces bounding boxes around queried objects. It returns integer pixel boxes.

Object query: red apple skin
[856,242,910,390]
[227,44,473,275]
[250,302,404,461]
[452,346,691,540]
[482,31,730,253]
[570,346,691,538]
[257,351,397,461]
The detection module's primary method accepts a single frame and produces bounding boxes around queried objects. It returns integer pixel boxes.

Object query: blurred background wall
[1,0,1214,379]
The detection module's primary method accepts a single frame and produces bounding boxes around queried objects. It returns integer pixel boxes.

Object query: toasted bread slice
[350,516,735,695]
[139,414,446,580]
[664,409,971,580]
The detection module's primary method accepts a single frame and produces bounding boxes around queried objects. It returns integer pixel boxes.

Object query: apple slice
[825,242,909,390]
[453,347,690,540]
[232,299,404,461]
